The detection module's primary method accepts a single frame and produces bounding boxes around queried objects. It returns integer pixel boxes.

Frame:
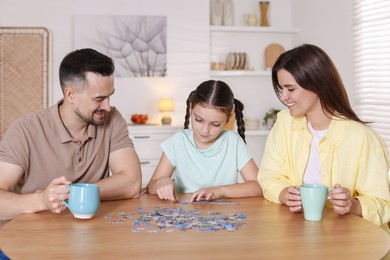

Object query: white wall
[0,0,354,124]
[292,0,354,107]
[0,0,210,125]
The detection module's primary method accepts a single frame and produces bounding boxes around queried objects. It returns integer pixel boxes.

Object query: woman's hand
[155,177,178,202]
[329,183,361,216]
[279,186,302,212]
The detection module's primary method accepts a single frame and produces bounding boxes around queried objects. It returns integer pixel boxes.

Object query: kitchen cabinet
[128,125,181,189]
[245,129,267,166]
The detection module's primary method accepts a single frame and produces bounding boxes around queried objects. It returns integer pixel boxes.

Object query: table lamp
[159,98,174,125]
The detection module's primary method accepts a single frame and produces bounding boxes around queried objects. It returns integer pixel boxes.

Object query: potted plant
[262,108,280,129]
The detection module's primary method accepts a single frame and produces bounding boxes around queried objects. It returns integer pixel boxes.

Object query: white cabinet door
[128,125,181,188]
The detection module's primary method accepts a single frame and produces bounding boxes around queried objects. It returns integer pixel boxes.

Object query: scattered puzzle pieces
[105,206,246,233]
[180,199,240,205]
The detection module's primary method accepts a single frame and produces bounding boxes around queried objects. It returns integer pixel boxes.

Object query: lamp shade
[159,98,174,112]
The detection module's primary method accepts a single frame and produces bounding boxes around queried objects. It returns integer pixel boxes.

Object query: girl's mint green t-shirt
[161,129,252,193]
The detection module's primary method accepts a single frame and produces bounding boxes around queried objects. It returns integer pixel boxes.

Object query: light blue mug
[300,184,330,221]
[63,183,100,219]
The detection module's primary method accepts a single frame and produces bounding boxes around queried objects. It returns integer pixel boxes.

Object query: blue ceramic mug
[63,183,100,219]
[300,184,330,221]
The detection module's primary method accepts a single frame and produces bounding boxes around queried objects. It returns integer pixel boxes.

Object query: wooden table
[0,194,389,259]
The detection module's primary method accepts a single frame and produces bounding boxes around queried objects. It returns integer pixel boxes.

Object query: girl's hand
[279,186,302,212]
[188,188,222,203]
[156,177,178,202]
[329,183,355,215]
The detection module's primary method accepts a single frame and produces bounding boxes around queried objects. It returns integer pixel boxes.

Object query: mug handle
[62,184,71,208]
[327,187,334,199]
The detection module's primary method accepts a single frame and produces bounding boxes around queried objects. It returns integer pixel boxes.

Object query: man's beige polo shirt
[0,100,134,194]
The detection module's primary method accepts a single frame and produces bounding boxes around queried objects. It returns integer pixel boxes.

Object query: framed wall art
[73,15,167,77]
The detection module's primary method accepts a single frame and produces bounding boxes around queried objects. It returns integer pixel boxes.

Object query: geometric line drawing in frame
[0,27,49,138]
[74,15,167,77]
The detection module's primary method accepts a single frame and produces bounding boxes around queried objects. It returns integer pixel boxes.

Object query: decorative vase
[210,0,223,25]
[223,0,234,26]
[259,1,270,27]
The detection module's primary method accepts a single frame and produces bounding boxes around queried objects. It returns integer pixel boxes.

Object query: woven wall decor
[0,27,49,138]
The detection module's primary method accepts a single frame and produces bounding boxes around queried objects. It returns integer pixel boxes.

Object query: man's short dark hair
[59,48,115,91]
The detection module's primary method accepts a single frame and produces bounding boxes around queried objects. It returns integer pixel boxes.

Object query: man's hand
[39,176,72,213]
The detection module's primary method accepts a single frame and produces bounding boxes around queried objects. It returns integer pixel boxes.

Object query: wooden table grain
[0,194,389,259]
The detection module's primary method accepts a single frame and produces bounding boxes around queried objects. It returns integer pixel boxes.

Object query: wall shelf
[210,26,299,33]
[210,70,271,77]
[246,129,269,136]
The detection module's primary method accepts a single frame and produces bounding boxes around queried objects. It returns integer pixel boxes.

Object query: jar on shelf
[259,1,270,27]
[210,0,223,25]
[223,0,234,26]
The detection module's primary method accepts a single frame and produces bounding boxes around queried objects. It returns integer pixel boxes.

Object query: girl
[147,80,262,202]
[258,44,390,231]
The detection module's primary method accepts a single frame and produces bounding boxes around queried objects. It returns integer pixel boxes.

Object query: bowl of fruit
[131,114,149,124]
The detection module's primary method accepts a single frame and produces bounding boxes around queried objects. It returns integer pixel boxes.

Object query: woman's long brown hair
[272,44,365,124]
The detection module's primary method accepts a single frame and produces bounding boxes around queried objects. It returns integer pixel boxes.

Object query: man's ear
[63,87,76,103]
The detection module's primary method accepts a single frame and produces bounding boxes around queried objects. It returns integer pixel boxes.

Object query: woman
[258,44,390,231]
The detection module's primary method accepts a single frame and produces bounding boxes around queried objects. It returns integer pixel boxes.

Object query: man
[0,48,141,223]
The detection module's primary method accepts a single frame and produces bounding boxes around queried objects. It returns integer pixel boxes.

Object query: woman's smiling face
[277,69,321,118]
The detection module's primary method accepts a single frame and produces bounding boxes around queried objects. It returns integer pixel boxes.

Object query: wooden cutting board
[264,43,285,69]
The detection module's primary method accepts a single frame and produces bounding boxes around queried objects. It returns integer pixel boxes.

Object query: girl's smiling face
[190,103,227,149]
